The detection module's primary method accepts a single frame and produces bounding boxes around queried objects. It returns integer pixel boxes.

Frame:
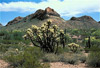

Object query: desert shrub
[66,56,78,64]
[0,30,26,45]
[57,47,69,54]
[79,55,86,63]
[0,44,12,53]
[0,40,20,44]
[3,47,47,68]
[84,47,90,53]
[12,31,24,40]
[42,53,59,62]
[0,44,26,53]
[0,30,8,36]
[0,44,27,59]
[21,40,30,45]
[77,46,84,53]
[59,53,79,64]
[89,46,100,51]
[87,51,100,67]
[84,45,100,53]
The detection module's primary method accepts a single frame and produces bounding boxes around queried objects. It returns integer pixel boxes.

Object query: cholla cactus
[68,43,80,52]
[24,20,67,53]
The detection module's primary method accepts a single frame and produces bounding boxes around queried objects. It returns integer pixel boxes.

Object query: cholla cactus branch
[68,43,80,53]
[24,20,67,53]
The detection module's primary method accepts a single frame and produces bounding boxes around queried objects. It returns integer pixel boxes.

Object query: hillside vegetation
[0,21,100,68]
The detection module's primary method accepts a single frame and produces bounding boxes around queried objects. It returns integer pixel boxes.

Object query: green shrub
[79,55,86,63]
[42,53,59,62]
[66,57,78,64]
[89,46,100,52]
[0,40,19,44]
[57,47,69,54]
[84,47,90,53]
[84,46,100,53]
[0,44,12,53]
[59,53,79,64]
[3,47,47,68]
[87,51,100,67]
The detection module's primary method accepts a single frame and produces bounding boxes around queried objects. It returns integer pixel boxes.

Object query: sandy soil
[50,53,90,68]
[50,62,91,68]
[0,60,9,68]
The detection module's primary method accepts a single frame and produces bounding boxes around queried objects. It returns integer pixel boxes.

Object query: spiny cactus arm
[27,34,40,47]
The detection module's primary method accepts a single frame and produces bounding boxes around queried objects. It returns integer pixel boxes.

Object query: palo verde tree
[23,20,66,53]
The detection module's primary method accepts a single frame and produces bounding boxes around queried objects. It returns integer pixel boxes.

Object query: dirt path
[50,62,91,68]
[0,60,9,68]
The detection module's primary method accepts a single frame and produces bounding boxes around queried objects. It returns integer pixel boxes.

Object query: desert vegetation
[0,21,100,68]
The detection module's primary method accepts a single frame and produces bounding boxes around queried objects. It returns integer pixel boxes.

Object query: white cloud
[0,0,100,16]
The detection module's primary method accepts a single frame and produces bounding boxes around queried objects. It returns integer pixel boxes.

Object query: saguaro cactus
[86,36,91,48]
[23,20,66,53]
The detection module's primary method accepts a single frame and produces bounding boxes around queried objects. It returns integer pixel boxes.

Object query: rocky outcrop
[70,15,96,22]
[6,16,23,26]
[45,7,60,17]
[30,9,46,20]
[30,7,60,20]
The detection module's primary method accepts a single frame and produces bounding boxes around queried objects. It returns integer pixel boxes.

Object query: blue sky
[0,0,100,25]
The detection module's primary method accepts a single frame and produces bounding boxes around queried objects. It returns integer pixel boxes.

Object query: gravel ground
[0,60,9,68]
[50,62,92,68]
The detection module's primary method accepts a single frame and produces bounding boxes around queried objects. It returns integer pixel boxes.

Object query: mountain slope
[0,23,3,29]
[64,16,100,29]
[1,7,100,31]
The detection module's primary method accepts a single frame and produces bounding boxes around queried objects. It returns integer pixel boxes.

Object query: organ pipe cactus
[68,43,80,53]
[23,20,66,53]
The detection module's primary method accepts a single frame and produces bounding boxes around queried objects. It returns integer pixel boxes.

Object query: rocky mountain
[6,16,23,26]
[6,7,60,26]
[64,15,100,29]
[0,23,3,28]
[2,7,100,30]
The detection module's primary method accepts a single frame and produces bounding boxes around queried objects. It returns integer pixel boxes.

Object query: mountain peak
[6,16,23,26]
[45,7,54,12]
[80,15,94,20]
[45,7,60,17]
[29,7,60,20]
[70,15,95,22]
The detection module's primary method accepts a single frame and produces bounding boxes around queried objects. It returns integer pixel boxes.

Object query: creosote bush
[24,20,67,53]
[87,51,100,67]
[42,53,59,62]
[3,47,49,68]
[58,53,79,64]
[42,52,86,65]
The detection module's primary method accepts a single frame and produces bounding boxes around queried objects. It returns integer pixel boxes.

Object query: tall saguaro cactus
[23,20,66,53]
[86,36,91,48]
